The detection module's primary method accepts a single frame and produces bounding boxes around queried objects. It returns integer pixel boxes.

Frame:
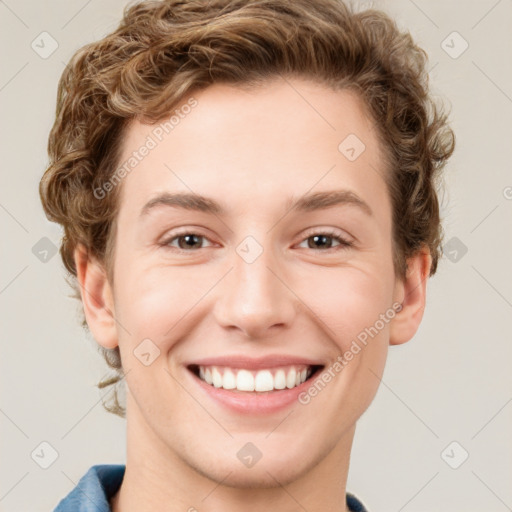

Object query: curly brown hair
[39,0,455,418]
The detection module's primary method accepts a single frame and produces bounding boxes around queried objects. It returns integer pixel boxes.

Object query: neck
[111,392,354,512]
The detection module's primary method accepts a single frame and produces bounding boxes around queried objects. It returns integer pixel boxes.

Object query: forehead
[114,78,390,221]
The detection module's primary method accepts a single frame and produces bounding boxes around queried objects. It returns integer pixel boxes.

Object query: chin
[186,447,317,489]
[210,461,309,489]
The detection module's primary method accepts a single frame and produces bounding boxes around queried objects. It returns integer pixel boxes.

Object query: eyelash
[160,229,353,254]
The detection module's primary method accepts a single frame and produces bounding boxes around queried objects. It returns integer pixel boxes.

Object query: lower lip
[186,367,320,415]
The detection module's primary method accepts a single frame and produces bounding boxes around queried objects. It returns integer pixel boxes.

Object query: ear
[74,243,118,349]
[389,247,432,346]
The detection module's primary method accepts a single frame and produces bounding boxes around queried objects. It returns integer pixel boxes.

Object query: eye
[297,230,353,251]
[160,229,353,253]
[161,232,214,252]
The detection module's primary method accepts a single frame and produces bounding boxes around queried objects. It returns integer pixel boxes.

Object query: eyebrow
[139,189,373,218]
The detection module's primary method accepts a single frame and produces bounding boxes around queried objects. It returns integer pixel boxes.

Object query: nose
[213,240,297,339]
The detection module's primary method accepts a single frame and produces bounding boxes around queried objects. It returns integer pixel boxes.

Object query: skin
[75,77,431,512]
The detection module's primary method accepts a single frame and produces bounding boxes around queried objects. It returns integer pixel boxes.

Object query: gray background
[1,0,511,510]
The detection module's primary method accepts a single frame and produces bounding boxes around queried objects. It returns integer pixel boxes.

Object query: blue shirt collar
[53,464,368,511]
[53,465,125,512]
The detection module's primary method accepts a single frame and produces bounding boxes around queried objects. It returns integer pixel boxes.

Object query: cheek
[302,266,394,350]
[113,263,207,346]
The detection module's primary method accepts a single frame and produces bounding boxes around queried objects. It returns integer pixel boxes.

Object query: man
[40,0,454,510]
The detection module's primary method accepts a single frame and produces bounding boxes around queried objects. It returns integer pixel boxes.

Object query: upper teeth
[198,365,312,392]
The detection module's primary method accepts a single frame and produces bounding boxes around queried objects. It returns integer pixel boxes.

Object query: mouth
[187,363,324,393]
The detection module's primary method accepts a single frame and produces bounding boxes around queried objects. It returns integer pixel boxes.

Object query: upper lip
[185,355,325,370]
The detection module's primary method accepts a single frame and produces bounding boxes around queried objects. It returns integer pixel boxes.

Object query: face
[82,77,423,487]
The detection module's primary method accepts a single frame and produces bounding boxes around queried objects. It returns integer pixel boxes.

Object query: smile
[188,364,324,393]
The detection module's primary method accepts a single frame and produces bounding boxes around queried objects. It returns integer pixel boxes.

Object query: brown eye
[163,233,212,251]
[178,234,202,249]
[308,234,335,249]
[298,231,353,251]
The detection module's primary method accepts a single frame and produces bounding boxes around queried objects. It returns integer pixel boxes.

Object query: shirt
[53,464,369,512]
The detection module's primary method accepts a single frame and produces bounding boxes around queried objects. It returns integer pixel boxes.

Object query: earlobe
[74,243,118,349]
[389,248,432,346]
